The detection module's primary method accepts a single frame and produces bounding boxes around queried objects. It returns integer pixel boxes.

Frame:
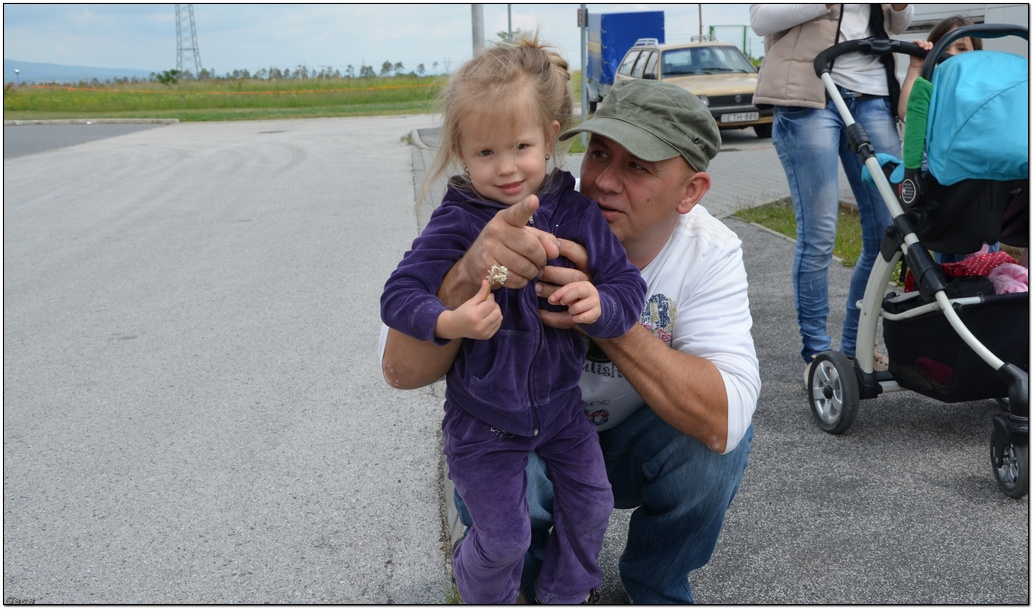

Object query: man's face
[579,134,697,269]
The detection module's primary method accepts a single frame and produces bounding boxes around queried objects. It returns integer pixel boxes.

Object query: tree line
[170,59,452,82]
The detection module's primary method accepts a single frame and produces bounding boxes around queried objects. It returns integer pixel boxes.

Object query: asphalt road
[4,117,450,604]
[3,121,171,159]
[3,118,1028,604]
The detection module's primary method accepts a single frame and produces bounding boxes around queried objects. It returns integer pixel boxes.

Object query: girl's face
[942,26,975,56]
[945,36,975,55]
[459,109,559,206]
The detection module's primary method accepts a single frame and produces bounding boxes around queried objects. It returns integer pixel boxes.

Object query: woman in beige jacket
[750,4,912,381]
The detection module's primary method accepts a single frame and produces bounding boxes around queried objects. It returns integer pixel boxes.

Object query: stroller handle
[813,38,926,78]
[921,23,1030,81]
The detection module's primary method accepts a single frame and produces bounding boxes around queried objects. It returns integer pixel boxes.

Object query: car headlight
[698,94,709,107]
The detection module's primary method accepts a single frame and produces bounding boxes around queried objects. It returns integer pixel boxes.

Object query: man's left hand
[536,238,590,329]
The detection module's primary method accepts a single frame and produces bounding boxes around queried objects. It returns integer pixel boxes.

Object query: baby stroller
[804,25,1030,498]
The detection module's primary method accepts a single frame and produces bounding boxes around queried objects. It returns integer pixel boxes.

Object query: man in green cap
[381,79,760,603]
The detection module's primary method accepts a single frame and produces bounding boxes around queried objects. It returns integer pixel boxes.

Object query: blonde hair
[420,33,573,202]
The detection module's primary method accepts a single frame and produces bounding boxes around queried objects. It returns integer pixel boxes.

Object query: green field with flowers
[3,72,586,122]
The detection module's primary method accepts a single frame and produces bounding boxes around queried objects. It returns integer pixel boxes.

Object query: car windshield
[660,46,756,76]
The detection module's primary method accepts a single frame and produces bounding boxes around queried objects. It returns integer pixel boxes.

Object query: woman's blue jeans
[773,97,900,361]
[454,407,753,603]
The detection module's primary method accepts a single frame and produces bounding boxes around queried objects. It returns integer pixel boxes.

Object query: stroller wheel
[807,351,859,434]
[990,427,1029,499]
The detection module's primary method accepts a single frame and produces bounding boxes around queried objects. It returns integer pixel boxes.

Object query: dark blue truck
[584,10,665,112]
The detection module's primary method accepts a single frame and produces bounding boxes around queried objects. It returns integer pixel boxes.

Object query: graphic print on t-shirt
[586,407,610,426]
[640,293,676,347]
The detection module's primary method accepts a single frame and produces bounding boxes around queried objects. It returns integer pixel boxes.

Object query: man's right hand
[439,194,561,307]
[385,195,563,390]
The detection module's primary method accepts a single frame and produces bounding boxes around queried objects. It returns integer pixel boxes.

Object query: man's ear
[676,170,712,214]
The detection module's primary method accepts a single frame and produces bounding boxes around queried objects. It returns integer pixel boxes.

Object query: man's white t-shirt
[579,205,760,453]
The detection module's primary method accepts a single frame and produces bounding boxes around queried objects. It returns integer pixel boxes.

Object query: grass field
[3,72,586,123]
[3,76,443,121]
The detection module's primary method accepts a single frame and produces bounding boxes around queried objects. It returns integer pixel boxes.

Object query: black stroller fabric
[907,177,1028,254]
[883,291,1030,402]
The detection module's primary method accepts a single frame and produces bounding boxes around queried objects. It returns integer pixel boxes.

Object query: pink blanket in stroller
[988,263,1029,294]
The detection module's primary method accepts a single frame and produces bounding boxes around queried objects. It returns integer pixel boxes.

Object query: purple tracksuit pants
[443,398,613,604]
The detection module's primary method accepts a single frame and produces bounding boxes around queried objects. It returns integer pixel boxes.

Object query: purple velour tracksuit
[381,170,646,603]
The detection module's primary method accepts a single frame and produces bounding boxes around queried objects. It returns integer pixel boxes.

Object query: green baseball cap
[561,79,721,171]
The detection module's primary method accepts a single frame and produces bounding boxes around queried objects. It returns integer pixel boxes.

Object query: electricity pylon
[175,4,203,77]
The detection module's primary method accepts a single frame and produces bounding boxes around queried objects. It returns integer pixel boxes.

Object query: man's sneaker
[581,589,600,604]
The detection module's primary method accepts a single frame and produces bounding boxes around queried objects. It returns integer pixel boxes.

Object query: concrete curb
[409,127,430,150]
[407,127,464,565]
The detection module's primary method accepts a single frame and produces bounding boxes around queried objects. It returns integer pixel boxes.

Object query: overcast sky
[3,3,764,75]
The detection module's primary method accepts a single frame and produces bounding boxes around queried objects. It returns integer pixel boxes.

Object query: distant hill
[4,59,155,85]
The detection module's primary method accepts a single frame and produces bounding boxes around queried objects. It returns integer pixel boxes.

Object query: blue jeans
[455,407,754,603]
[773,97,900,361]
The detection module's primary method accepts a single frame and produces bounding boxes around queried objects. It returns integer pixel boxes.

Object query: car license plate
[721,112,759,123]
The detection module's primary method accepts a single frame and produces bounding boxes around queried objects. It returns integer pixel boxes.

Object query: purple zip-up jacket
[381,170,646,437]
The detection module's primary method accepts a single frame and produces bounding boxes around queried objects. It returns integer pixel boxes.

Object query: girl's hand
[909,39,934,69]
[548,280,601,326]
[436,279,503,340]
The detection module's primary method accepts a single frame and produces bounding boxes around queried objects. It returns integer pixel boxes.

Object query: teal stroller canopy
[925,50,1029,186]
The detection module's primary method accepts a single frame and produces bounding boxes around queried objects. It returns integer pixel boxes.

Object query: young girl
[898,15,983,121]
[380,37,646,604]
